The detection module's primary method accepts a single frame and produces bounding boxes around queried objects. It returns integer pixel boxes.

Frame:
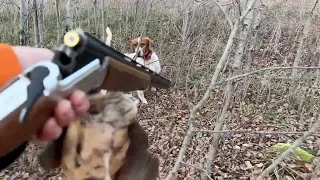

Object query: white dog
[104,27,141,107]
[124,37,162,104]
[105,27,162,105]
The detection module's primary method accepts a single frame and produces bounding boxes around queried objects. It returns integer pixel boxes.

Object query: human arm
[0,44,90,141]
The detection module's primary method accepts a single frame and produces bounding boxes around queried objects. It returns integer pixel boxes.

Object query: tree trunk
[38,0,44,47]
[132,0,140,38]
[66,0,74,32]
[19,0,28,45]
[93,1,98,36]
[100,0,105,41]
[32,0,40,47]
[291,0,318,79]
[74,0,78,28]
[201,1,258,179]
[240,4,261,101]
[55,0,61,43]
[87,7,91,30]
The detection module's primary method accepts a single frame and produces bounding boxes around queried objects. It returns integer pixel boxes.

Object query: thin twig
[193,129,320,136]
[180,161,213,180]
[215,66,320,86]
[212,0,233,29]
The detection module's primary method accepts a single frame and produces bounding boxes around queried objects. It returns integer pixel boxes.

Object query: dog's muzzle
[135,47,144,58]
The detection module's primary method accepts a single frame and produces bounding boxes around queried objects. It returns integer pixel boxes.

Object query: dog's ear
[144,37,153,52]
[130,38,138,52]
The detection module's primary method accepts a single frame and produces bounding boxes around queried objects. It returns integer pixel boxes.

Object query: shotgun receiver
[0,29,171,169]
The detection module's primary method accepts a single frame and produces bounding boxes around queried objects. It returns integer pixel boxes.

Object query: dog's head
[130,37,153,57]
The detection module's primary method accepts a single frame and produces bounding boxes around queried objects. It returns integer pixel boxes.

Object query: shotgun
[0,28,171,170]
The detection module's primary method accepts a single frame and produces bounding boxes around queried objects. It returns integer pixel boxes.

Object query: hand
[36,90,90,141]
[13,46,90,141]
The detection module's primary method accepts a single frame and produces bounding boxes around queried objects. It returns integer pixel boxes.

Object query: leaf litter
[1,89,320,180]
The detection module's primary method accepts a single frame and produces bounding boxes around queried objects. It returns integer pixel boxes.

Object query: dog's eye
[141,43,145,46]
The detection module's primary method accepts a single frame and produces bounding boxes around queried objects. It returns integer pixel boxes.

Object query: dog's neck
[143,51,152,61]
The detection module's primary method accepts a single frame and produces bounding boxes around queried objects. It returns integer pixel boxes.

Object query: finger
[36,118,62,141]
[70,90,90,115]
[55,99,75,127]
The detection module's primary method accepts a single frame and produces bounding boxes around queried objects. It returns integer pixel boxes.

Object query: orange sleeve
[0,44,22,87]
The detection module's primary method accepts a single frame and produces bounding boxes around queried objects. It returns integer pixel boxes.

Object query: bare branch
[202,1,258,178]
[215,66,320,86]
[291,0,318,79]
[165,1,258,179]
[203,82,232,180]
[257,116,320,179]
[193,129,320,136]
[0,0,20,9]
[212,0,233,29]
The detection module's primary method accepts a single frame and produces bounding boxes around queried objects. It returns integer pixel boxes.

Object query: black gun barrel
[52,29,171,89]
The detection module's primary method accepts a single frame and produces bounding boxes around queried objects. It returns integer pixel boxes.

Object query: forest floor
[1,90,320,180]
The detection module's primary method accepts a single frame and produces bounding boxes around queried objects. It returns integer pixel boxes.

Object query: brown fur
[113,122,159,180]
[61,92,137,180]
[130,37,154,56]
[39,92,159,180]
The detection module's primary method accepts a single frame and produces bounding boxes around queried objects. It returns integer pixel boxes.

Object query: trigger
[19,66,50,124]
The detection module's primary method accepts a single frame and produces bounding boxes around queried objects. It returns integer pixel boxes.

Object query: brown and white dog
[103,27,141,107]
[104,27,162,105]
[124,37,162,104]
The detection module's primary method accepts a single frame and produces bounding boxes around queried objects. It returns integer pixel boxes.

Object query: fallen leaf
[234,145,241,150]
[304,163,314,172]
[256,163,264,168]
[245,161,254,169]
[285,175,294,180]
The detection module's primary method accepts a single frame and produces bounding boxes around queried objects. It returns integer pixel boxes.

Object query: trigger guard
[0,141,28,171]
